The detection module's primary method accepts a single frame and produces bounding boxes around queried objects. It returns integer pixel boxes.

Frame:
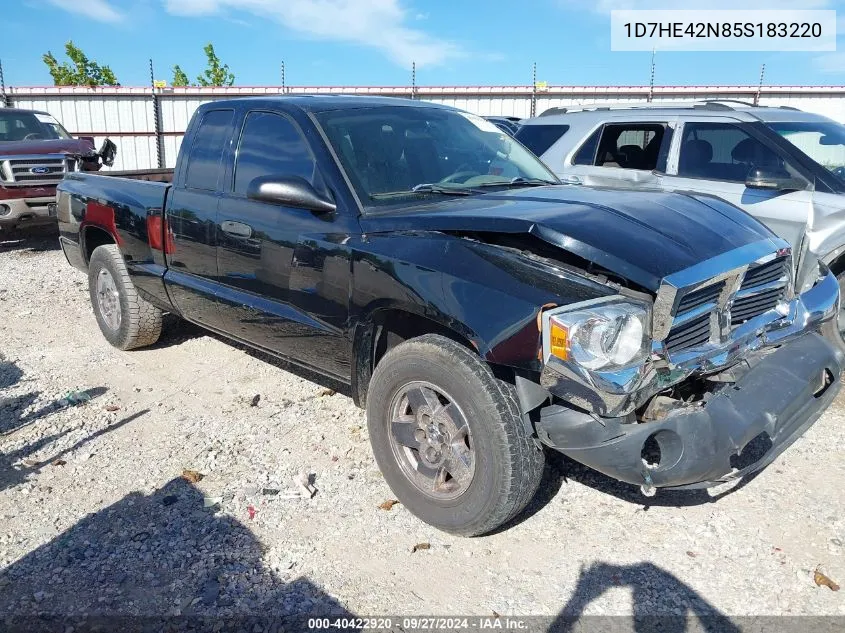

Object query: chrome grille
[662,252,791,357]
[664,312,711,353]
[0,155,74,187]
[676,280,725,314]
[741,256,789,288]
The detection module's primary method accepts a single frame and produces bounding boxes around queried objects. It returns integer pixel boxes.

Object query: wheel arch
[351,305,494,408]
[82,225,117,265]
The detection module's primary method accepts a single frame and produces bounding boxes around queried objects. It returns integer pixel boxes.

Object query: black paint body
[56,96,776,402]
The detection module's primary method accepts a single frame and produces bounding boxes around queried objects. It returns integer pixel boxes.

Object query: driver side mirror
[98,138,117,167]
[745,167,807,192]
[247,175,336,214]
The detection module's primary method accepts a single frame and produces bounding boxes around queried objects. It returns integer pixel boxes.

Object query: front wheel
[88,244,162,350]
[820,271,845,356]
[366,334,545,536]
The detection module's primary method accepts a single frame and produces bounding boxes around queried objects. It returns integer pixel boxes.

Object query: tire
[366,334,545,536]
[88,244,162,350]
[820,271,845,356]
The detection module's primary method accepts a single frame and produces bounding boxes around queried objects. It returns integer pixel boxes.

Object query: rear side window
[234,111,317,195]
[677,122,790,183]
[593,123,666,170]
[184,109,234,191]
[572,127,602,165]
[514,124,569,156]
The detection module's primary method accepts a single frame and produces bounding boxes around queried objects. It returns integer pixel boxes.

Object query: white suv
[516,100,845,348]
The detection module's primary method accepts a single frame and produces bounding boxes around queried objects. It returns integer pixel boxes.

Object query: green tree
[42,41,119,86]
[172,64,191,87]
[195,43,235,87]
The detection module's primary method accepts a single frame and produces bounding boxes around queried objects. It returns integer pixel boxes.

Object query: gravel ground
[0,227,844,626]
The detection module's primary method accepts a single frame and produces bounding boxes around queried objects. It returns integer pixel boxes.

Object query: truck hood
[359,185,778,292]
[0,138,95,156]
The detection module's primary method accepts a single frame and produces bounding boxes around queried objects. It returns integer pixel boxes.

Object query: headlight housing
[543,297,651,371]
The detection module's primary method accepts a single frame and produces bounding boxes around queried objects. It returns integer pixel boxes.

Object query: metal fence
[4,84,845,171]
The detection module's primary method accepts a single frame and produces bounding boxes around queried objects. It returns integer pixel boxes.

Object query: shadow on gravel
[146,316,350,398]
[0,409,147,494]
[548,561,741,633]
[0,225,60,254]
[555,453,762,509]
[238,344,350,398]
[146,314,207,350]
[0,360,24,390]
[0,476,353,628]
[491,447,762,535]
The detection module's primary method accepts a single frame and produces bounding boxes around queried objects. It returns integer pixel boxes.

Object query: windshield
[767,120,845,186]
[314,105,558,208]
[0,111,71,142]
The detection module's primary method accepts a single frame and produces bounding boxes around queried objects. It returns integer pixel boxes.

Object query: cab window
[233,111,319,195]
[184,109,234,191]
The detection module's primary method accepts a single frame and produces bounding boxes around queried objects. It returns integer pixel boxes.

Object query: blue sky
[1,0,845,87]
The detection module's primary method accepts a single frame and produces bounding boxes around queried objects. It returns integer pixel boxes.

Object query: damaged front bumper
[536,332,843,489]
[540,267,841,418]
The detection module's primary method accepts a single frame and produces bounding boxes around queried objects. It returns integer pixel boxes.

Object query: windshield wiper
[471,177,558,189]
[370,183,473,199]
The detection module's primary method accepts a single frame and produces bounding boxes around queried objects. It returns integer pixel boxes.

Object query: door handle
[220,221,253,238]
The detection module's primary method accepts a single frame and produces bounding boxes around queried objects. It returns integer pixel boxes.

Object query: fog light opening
[640,429,683,472]
[813,369,834,399]
[729,432,773,471]
[0,204,10,217]
[641,434,662,468]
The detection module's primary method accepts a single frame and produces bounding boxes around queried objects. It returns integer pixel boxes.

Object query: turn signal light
[549,320,569,360]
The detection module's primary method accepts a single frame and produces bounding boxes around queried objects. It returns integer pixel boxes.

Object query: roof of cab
[196,94,455,113]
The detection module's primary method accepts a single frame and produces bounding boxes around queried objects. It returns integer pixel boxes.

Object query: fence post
[754,64,766,106]
[0,59,9,108]
[149,59,165,169]
[648,48,656,103]
[530,62,537,118]
[411,62,416,100]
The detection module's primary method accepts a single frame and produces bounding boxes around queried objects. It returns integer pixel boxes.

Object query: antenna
[754,63,766,106]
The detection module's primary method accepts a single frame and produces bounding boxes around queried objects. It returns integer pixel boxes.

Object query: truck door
[215,109,352,379]
[164,108,234,330]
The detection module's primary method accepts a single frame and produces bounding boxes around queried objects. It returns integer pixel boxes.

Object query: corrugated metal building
[5,84,845,170]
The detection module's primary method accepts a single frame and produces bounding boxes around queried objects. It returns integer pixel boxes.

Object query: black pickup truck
[57,96,842,535]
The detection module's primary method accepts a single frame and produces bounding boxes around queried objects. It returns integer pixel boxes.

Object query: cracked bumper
[537,332,843,489]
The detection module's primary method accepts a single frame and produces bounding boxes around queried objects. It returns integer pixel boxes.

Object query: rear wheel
[366,334,545,536]
[88,244,162,350]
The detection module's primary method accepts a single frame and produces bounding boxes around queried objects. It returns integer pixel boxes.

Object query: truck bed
[60,171,171,217]
[96,168,174,183]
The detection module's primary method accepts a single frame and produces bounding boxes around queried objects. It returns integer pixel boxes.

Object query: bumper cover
[0,196,55,226]
[537,332,843,489]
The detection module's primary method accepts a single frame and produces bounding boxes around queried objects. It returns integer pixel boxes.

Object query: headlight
[544,298,651,371]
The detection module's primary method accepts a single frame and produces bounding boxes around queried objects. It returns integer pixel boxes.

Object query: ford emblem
[30,166,51,175]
